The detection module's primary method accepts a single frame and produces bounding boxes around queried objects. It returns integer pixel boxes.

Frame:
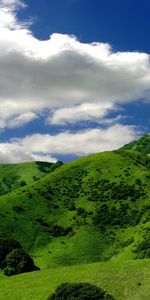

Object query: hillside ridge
[0,147,149,269]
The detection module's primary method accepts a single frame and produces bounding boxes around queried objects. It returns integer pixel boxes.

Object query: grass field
[0,259,149,300]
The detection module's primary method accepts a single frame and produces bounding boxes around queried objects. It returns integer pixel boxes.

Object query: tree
[0,238,21,268]
[48,283,115,300]
[4,248,39,276]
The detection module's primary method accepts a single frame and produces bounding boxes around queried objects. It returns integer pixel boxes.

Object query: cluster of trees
[109,182,144,202]
[0,238,39,276]
[85,179,112,202]
[83,177,145,203]
[50,167,86,209]
[0,176,27,196]
[48,283,115,300]
[93,203,141,228]
[133,239,150,259]
[129,135,150,155]
[36,218,72,237]
[36,161,63,174]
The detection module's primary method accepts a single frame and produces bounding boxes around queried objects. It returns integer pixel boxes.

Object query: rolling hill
[122,133,150,154]
[0,136,150,299]
[0,161,63,196]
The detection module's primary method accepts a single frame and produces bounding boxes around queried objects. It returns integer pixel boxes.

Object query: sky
[0,0,150,163]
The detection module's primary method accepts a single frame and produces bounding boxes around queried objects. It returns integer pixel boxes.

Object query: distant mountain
[122,133,150,154]
[0,161,63,196]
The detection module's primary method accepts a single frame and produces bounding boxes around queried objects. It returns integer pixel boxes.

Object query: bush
[48,282,115,300]
[4,248,39,276]
[0,238,21,268]
[36,219,72,237]
[13,206,25,213]
[134,239,150,259]
[76,207,87,218]
[19,180,27,187]
[0,238,39,276]
[49,225,72,237]
[93,203,141,228]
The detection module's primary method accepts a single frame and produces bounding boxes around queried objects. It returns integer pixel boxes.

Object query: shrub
[36,218,72,237]
[134,239,150,259]
[68,202,76,211]
[49,225,72,237]
[13,206,25,213]
[0,238,39,276]
[4,248,39,276]
[76,207,87,218]
[48,282,115,300]
[19,180,27,187]
[0,238,21,268]
[93,203,141,228]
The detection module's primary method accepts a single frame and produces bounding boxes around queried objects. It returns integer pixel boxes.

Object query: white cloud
[8,112,38,128]
[0,1,150,127]
[0,111,38,129]
[0,1,146,163]
[0,0,26,30]
[0,142,57,163]
[0,124,136,163]
[19,124,136,155]
[48,102,115,125]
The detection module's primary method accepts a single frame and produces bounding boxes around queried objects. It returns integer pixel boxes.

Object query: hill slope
[0,259,149,300]
[0,149,149,268]
[0,161,62,196]
[122,133,150,154]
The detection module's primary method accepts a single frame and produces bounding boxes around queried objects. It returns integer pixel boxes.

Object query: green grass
[0,141,150,299]
[122,133,150,154]
[0,150,149,268]
[0,161,62,196]
[0,259,149,300]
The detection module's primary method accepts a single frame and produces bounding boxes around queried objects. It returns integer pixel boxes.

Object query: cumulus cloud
[0,124,136,163]
[0,141,57,163]
[0,0,150,128]
[0,0,26,30]
[48,102,115,125]
[0,111,38,129]
[0,1,147,163]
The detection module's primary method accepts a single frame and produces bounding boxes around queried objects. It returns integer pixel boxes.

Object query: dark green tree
[0,238,21,268]
[4,248,39,276]
[48,283,115,300]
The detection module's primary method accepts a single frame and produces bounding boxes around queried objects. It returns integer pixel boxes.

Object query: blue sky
[0,0,150,163]
[21,0,150,52]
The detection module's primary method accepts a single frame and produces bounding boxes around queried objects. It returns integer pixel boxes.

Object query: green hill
[0,259,149,300]
[0,161,62,196]
[122,133,150,154]
[0,150,149,266]
[0,137,150,299]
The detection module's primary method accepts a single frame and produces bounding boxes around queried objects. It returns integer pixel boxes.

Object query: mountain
[0,161,63,196]
[0,149,149,265]
[122,133,150,154]
[0,136,150,299]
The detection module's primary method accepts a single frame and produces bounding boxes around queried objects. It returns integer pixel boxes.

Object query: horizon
[0,132,149,165]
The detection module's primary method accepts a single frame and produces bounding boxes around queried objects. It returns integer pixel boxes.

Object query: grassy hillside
[122,134,150,154]
[0,259,149,300]
[0,140,150,299]
[0,149,149,269]
[0,161,62,196]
